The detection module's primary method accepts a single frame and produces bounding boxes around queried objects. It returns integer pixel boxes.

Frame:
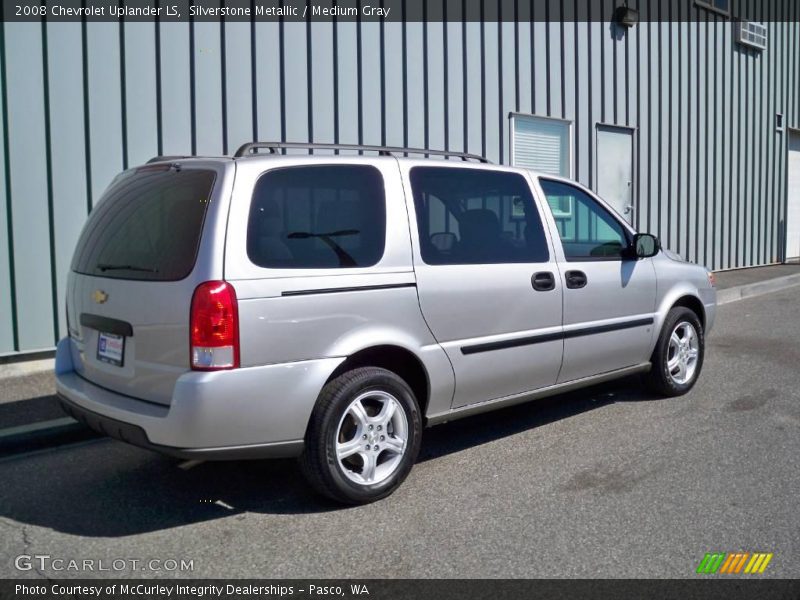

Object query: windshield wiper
[288,230,358,267]
[97,263,159,273]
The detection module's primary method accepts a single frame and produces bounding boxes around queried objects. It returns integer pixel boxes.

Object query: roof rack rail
[233,141,489,163]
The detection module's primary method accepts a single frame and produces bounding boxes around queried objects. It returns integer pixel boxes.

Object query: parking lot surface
[1,287,798,578]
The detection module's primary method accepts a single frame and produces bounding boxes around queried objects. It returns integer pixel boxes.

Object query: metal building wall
[0,1,799,356]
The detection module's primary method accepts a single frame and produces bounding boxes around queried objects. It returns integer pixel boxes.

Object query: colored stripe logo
[696,552,773,574]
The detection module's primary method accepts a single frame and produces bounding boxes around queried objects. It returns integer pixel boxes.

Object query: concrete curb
[0,358,55,381]
[717,273,800,305]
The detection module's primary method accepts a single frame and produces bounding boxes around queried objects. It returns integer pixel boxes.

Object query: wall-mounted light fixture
[613,5,639,27]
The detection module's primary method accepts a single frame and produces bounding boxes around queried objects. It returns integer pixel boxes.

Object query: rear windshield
[247,165,386,269]
[71,167,216,281]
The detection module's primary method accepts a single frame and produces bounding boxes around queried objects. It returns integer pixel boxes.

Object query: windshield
[70,167,216,281]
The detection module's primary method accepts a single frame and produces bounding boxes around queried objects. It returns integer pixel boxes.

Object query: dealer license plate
[97,331,125,367]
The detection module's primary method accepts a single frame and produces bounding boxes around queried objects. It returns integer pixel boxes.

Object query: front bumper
[700,287,717,334]
[55,338,343,460]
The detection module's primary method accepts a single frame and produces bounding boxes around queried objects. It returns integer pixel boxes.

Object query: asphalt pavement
[0,287,798,579]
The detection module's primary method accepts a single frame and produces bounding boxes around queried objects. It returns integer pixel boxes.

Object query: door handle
[565,270,588,289]
[531,271,556,292]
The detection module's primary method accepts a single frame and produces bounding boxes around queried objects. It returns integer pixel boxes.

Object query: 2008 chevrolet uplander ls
[56,142,716,504]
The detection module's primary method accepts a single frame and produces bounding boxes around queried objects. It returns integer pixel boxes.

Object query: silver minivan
[56,142,716,504]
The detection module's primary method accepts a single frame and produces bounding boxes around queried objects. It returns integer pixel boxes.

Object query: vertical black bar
[559,2,565,120]
[332,11,339,150]
[774,8,782,261]
[720,13,726,268]
[574,1,580,181]
[710,15,717,269]
[529,0,535,115]
[634,0,640,229]
[189,0,197,155]
[278,3,286,150]
[80,5,92,213]
[612,8,618,124]
[498,9,503,163]
[748,6,755,266]
[462,0,468,153]
[728,6,736,268]
[0,20,19,351]
[423,3,429,153]
[480,0,486,158]
[119,8,128,169]
[514,0,520,112]
[356,9,363,149]
[305,0,313,150]
[695,14,701,265]
[220,11,228,155]
[40,8,60,343]
[380,0,387,146]
[686,4,692,260]
[764,11,772,263]
[656,4,662,244]
[757,12,764,266]
[250,0,258,141]
[780,5,790,261]
[402,0,408,151]
[598,0,604,123]
[735,20,742,267]
[703,15,710,268]
[545,0,551,116]
[155,4,163,155]
[624,0,630,125]
[675,0,682,255]
[587,2,593,188]
[666,7,672,251]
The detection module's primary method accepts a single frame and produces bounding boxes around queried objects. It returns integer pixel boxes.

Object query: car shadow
[0,376,660,538]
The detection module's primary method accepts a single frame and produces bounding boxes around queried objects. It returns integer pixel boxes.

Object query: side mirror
[631,233,660,259]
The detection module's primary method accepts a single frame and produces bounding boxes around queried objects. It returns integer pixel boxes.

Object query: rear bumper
[57,394,303,459]
[55,337,344,460]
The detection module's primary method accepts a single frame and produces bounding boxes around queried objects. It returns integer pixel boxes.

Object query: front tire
[300,367,422,504]
[643,306,705,397]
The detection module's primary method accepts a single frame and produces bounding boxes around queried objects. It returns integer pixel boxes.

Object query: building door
[596,125,635,223]
[787,130,800,261]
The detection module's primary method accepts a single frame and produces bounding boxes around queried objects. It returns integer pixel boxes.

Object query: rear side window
[71,167,215,281]
[247,165,386,269]
[409,167,549,265]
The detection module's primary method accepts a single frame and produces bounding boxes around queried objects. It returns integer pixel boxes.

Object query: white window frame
[694,0,730,17]
[508,112,574,179]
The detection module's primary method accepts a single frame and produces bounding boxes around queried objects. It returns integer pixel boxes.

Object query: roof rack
[233,141,489,163]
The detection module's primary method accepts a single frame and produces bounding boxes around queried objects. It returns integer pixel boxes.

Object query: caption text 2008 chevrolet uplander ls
[55,142,716,504]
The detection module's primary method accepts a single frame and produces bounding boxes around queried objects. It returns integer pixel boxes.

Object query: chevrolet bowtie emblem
[92,290,108,304]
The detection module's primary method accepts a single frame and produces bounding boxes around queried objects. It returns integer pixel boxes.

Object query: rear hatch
[65,163,224,405]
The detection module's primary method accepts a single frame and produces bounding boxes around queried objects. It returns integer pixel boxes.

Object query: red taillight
[190,281,240,370]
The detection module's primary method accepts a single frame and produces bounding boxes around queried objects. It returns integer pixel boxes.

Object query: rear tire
[300,367,422,504]
[643,306,705,397]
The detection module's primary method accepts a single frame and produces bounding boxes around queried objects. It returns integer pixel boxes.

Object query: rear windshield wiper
[288,230,358,267]
[96,263,159,273]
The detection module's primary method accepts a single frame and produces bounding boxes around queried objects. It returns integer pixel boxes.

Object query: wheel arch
[670,294,706,330]
[325,345,431,420]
